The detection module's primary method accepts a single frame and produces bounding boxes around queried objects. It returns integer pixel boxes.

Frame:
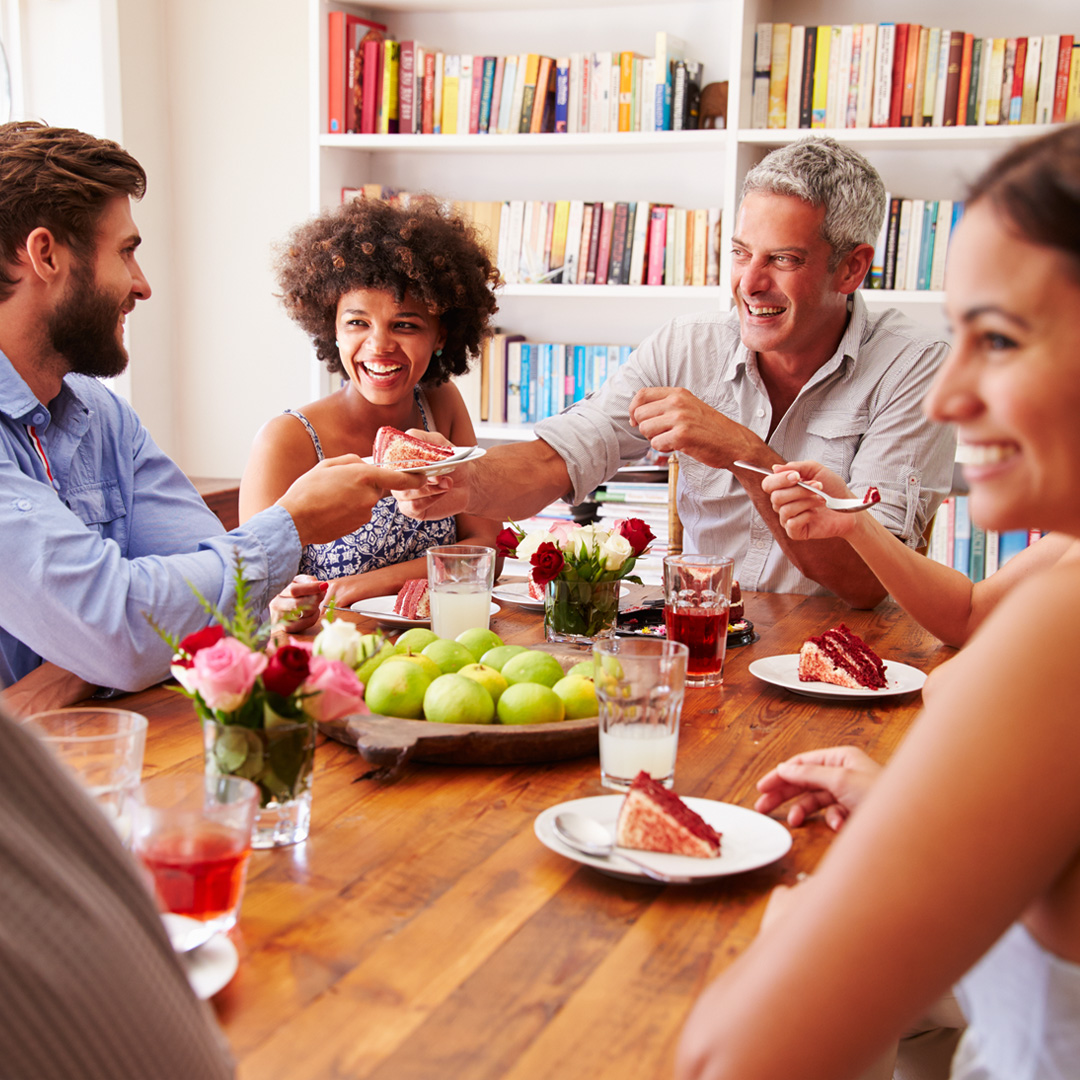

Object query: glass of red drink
[132,774,259,935]
[663,554,735,687]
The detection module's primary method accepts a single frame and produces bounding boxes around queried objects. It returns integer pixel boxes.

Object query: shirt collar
[0,349,87,429]
[724,291,870,385]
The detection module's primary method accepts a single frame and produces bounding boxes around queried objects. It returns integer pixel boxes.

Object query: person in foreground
[0,122,422,705]
[396,138,955,607]
[0,701,233,1077]
[239,197,503,631]
[676,125,1080,1080]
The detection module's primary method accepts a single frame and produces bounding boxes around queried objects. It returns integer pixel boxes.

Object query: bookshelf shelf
[320,131,729,153]
[500,284,724,300]
[737,123,1066,152]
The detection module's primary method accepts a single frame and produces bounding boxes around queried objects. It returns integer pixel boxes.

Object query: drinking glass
[593,637,689,791]
[427,544,495,638]
[132,773,259,935]
[23,708,148,843]
[663,554,735,687]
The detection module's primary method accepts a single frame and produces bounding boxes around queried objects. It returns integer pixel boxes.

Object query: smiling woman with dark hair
[240,196,503,629]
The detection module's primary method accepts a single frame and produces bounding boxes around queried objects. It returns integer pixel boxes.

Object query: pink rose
[188,637,268,713]
[546,521,578,544]
[301,655,368,723]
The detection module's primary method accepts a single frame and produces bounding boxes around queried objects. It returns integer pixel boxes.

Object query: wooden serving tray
[319,712,598,776]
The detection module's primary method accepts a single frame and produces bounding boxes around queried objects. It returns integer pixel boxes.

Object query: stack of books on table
[750,22,1080,131]
[927,496,1043,582]
[327,19,708,135]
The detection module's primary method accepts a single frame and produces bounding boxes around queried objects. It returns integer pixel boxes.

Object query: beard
[47,264,130,379]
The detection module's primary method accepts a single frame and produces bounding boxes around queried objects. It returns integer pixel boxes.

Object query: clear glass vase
[202,718,316,848]
[544,578,620,648]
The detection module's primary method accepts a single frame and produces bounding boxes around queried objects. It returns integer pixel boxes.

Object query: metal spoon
[734,461,878,514]
[553,812,690,884]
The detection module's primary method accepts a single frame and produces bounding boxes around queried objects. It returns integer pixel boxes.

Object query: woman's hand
[270,575,328,633]
[754,746,883,831]
[761,460,862,542]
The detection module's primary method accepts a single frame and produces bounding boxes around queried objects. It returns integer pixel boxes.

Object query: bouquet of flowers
[496,518,655,642]
[156,558,380,841]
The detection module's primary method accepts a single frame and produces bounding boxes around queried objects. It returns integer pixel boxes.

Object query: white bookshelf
[309,0,1074,419]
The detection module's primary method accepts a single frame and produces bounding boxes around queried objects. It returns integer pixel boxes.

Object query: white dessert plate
[350,594,500,627]
[535,794,792,883]
[162,914,239,999]
[749,654,927,699]
[492,581,629,611]
[362,445,485,477]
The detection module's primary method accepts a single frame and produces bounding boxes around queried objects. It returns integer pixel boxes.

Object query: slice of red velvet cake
[798,623,887,689]
[372,426,456,468]
[528,577,545,601]
[616,772,721,858]
[394,579,431,620]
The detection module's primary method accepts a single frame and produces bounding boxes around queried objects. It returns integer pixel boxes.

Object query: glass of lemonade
[594,637,689,791]
[427,544,496,639]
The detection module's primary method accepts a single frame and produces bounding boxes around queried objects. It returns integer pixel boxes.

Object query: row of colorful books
[343,187,721,288]
[457,335,635,426]
[927,496,1041,581]
[751,23,1080,130]
[328,15,704,135]
[866,198,965,292]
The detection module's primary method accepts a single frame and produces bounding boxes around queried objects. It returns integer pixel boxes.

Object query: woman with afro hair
[240,196,503,629]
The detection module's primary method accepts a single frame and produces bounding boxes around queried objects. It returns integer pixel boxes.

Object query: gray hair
[741,137,886,269]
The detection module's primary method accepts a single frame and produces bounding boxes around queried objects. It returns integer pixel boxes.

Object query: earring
[435,348,443,357]
[335,340,341,349]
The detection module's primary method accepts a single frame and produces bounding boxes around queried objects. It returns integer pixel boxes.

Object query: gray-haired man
[398,138,955,608]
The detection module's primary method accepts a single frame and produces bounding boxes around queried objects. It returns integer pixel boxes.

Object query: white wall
[18,0,314,476]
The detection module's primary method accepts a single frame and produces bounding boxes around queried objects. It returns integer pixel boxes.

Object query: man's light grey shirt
[535,293,956,595]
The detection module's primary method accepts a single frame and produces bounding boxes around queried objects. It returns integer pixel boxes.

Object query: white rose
[566,525,605,556]
[312,618,364,667]
[599,533,633,571]
[516,531,547,561]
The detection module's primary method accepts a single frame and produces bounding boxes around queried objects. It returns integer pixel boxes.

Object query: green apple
[354,643,395,687]
[421,638,475,674]
[364,658,433,719]
[394,651,442,682]
[423,673,496,725]
[497,682,566,725]
[394,627,439,654]
[566,659,595,679]
[455,626,504,662]
[479,644,528,671]
[552,675,599,719]
[500,649,565,689]
[457,663,508,705]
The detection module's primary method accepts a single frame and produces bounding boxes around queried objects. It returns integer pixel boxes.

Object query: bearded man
[0,121,420,710]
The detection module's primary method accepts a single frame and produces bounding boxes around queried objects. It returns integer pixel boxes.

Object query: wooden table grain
[119,592,954,1080]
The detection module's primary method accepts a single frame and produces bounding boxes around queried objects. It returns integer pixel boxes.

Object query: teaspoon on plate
[553,812,690,884]
[734,461,878,513]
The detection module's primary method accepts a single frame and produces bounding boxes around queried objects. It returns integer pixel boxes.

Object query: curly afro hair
[274,196,500,383]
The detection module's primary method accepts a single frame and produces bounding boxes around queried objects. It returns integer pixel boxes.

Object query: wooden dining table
[117,589,954,1080]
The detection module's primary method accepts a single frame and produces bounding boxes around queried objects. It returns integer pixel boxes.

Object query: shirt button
[32,413,45,425]
[14,498,32,512]
[756,409,766,417]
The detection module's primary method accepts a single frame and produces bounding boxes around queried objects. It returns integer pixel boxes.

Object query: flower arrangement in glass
[496,519,655,646]
[156,559,380,847]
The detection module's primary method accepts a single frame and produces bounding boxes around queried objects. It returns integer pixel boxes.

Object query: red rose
[616,518,655,556]
[495,527,520,558]
[530,542,566,586]
[173,623,225,669]
[262,644,311,698]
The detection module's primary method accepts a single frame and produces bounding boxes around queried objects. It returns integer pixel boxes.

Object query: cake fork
[733,461,879,514]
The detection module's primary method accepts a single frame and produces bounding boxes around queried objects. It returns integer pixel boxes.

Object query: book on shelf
[753,21,1080,131]
[926,501,1041,581]
[327,12,386,134]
